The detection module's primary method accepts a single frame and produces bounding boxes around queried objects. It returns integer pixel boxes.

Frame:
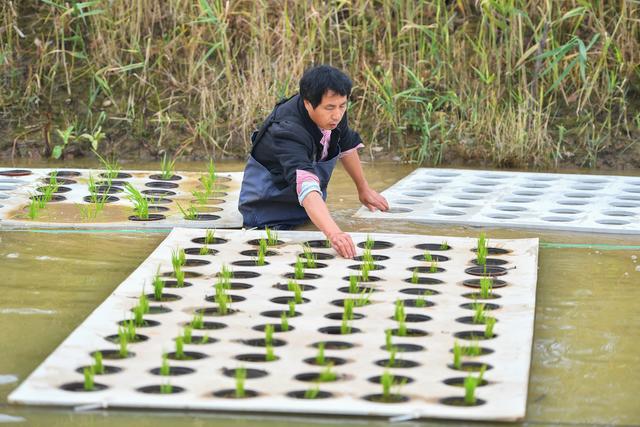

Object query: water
[1,161,639,426]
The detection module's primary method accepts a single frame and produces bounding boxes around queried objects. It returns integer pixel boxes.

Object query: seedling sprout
[171,248,186,270]
[83,367,94,391]
[287,280,303,304]
[160,153,176,179]
[429,260,438,273]
[302,243,316,268]
[477,232,488,266]
[199,244,210,255]
[473,302,487,324]
[343,298,354,320]
[387,348,397,367]
[340,315,351,335]
[484,316,496,338]
[259,238,267,255]
[294,256,305,279]
[92,352,104,375]
[385,329,393,351]
[191,311,204,329]
[411,268,419,284]
[394,299,405,322]
[304,387,320,399]
[440,240,449,250]
[462,341,482,356]
[153,273,164,301]
[183,325,193,344]
[176,202,198,220]
[280,312,289,332]
[139,293,149,314]
[464,365,487,405]
[265,227,278,246]
[264,324,274,346]
[235,367,246,398]
[348,275,359,293]
[256,244,266,266]
[361,263,370,281]
[315,342,326,365]
[453,341,462,369]
[423,250,433,262]
[160,381,173,394]
[381,370,393,400]
[118,329,129,358]
[215,283,229,315]
[265,344,276,361]
[318,364,336,382]
[204,229,216,244]
[288,300,296,317]
[364,234,374,250]
[480,276,493,299]
[175,336,185,359]
[354,287,373,307]
[160,353,170,376]
[124,183,149,219]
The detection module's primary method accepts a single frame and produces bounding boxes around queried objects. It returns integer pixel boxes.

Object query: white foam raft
[0,168,243,229]
[354,168,640,234]
[9,228,539,422]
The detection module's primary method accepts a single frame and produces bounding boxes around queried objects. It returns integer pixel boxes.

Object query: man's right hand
[328,231,356,259]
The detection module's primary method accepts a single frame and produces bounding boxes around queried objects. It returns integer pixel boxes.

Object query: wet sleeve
[270,121,322,205]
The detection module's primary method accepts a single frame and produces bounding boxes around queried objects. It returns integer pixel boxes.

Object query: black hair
[299,65,352,108]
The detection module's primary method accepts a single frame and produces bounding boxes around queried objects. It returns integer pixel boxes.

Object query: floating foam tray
[0,168,242,229]
[354,168,640,234]
[9,228,539,422]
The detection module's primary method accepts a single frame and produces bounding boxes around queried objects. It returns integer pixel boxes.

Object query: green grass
[280,312,289,332]
[293,256,305,280]
[160,353,170,376]
[302,244,316,268]
[83,367,94,391]
[480,276,493,299]
[176,202,198,220]
[124,183,149,220]
[476,233,488,266]
[235,367,246,398]
[175,335,185,359]
[204,230,216,245]
[464,365,487,405]
[92,352,104,375]
[3,2,638,167]
[304,387,320,399]
[264,324,274,346]
[265,227,278,246]
[318,364,337,382]
[315,342,326,365]
[191,311,204,329]
[484,317,496,338]
[453,341,462,370]
[348,275,359,293]
[160,153,176,179]
[473,302,487,324]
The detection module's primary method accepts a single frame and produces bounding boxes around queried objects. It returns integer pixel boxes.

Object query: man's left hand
[358,186,389,212]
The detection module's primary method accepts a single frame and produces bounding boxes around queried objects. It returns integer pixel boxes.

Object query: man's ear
[303,99,313,112]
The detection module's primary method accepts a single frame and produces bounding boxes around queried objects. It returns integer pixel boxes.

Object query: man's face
[304,90,348,131]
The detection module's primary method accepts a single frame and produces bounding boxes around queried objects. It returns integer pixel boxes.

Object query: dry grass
[1,0,638,167]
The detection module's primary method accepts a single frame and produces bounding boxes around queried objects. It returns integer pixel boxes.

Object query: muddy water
[1,160,639,426]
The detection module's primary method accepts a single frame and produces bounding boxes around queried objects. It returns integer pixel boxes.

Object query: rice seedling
[429,260,438,273]
[423,250,433,262]
[288,300,296,317]
[394,299,405,322]
[176,202,198,220]
[160,382,173,394]
[83,367,95,391]
[464,365,487,405]
[462,341,482,357]
[386,348,398,367]
[215,284,229,315]
[256,244,266,266]
[175,336,185,359]
[348,275,359,294]
[484,317,496,338]
[476,233,488,266]
[294,256,305,280]
[132,306,144,327]
[206,159,217,183]
[340,315,352,335]
[235,367,246,398]
[92,352,104,375]
[364,234,374,250]
[411,268,419,284]
[302,244,316,268]
[324,239,331,249]
[204,230,216,245]
[259,238,267,255]
[473,303,487,324]
[361,263,371,281]
[440,241,449,250]
[287,280,303,303]
[343,298,354,321]
[120,321,137,342]
[265,227,278,246]
[118,329,129,358]
[265,344,276,362]
[94,151,121,182]
[171,248,186,269]
[315,342,325,365]
[153,273,164,301]
[453,341,462,370]
[264,324,274,346]
[318,364,336,382]
[183,325,193,344]
[396,316,407,337]
[304,387,320,399]
[191,311,204,329]
[27,197,40,220]
[159,153,176,179]
[280,312,289,332]
[480,276,493,299]
[160,353,170,376]
[354,288,373,307]
[124,183,149,220]
[385,329,393,351]
[192,189,209,205]
[362,248,374,265]
[199,244,210,256]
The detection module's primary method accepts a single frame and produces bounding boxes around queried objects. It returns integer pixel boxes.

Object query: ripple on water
[0,308,56,315]
[0,375,18,385]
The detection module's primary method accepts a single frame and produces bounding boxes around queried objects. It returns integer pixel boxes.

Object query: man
[239,65,388,258]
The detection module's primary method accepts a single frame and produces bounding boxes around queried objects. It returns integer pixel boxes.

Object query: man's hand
[327,230,356,259]
[359,186,389,212]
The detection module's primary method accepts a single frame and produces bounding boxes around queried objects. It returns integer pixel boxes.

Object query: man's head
[300,65,352,131]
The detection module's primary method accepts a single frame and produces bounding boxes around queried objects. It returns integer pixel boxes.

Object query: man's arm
[301,191,356,259]
[340,149,389,212]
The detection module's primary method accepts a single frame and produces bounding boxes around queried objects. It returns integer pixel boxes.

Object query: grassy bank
[1,0,639,168]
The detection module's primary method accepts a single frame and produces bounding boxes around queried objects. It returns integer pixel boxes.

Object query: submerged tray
[9,228,539,422]
[0,168,242,229]
[354,168,640,234]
